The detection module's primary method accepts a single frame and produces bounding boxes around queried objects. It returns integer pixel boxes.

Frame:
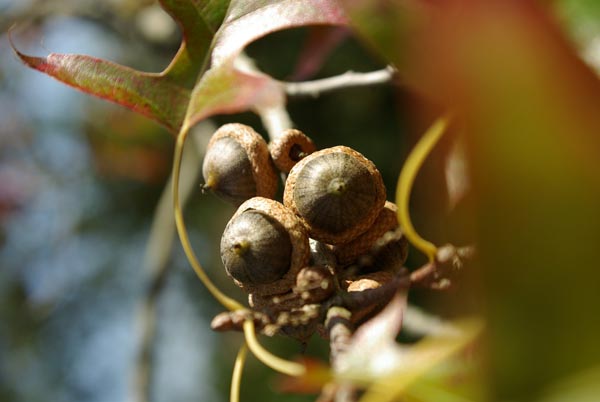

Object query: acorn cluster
[203,123,408,339]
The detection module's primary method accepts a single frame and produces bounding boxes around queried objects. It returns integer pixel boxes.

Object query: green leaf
[334,289,482,402]
[159,0,229,86]
[341,0,427,70]
[11,0,229,134]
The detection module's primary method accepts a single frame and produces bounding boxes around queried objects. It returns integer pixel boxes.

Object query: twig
[233,53,293,140]
[256,103,294,140]
[284,67,396,98]
[409,244,476,290]
[129,122,213,402]
[325,307,358,402]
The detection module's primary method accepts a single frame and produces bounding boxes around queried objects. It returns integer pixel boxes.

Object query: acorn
[269,129,317,173]
[331,201,408,267]
[202,123,278,206]
[220,197,310,296]
[283,146,386,245]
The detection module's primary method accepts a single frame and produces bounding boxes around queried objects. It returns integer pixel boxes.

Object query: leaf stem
[242,319,306,377]
[172,124,243,311]
[396,115,451,262]
[230,343,248,402]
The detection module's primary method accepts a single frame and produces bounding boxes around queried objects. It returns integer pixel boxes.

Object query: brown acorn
[269,129,317,173]
[202,123,277,206]
[220,197,310,296]
[332,201,408,267]
[283,146,386,245]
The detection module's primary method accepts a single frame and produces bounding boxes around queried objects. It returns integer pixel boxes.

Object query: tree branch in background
[130,121,213,402]
[284,67,396,98]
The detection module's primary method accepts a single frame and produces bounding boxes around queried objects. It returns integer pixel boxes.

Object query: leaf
[336,290,408,383]
[183,0,349,128]
[158,0,229,86]
[333,289,482,402]
[11,0,229,134]
[211,0,349,66]
[355,318,483,402]
[275,357,333,394]
[341,0,428,70]
[554,0,600,74]
[388,0,600,398]
[183,58,286,128]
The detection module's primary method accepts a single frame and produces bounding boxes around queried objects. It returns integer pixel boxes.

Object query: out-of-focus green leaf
[539,365,600,402]
[275,357,332,394]
[337,290,408,383]
[333,289,482,402]
[554,0,600,45]
[11,0,229,134]
[346,1,600,399]
[554,0,600,74]
[341,0,428,71]
[352,318,483,402]
[383,0,600,399]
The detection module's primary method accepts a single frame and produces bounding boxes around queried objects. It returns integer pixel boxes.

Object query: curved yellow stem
[396,115,451,262]
[230,343,248,402]
[172,124,244,312]
[242,319,306,377]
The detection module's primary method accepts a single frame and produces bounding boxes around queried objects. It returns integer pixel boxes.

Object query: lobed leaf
[183,60,286,129]
[211,0,349,66]
[183,0,349,129]
[11,0,229,134]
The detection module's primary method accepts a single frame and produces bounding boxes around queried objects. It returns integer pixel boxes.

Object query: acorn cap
[220,197,310,296]
[203,123,278,206]
[283,146,386,245]
[269,129,317,173]
[332,201,401,265]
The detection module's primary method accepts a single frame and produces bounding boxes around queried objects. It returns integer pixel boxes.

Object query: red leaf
[12,0,350,134]
[11,48,191,133]
[185,0,349,128]
[212,0,349,66]
[290,26,351,80]
[185,60,285,127]
[10,0,228,134]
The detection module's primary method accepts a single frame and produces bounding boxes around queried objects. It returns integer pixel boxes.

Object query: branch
[234,54,294,140]
[284,67,396,98]
[129,121,213,402]
[409,244,476,290]
[325,306,358,402]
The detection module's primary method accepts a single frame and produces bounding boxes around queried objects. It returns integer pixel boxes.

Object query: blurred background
[3,1,600,402]
[0,1,410,401]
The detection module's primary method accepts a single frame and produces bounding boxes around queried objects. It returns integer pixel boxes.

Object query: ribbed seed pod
[269,129,317,173]
[283,146,386,245]
[202,123,277,206]
[360,227,408,273]
[332,201,407,266]
[220,197,310,296]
